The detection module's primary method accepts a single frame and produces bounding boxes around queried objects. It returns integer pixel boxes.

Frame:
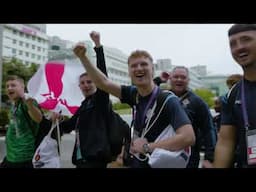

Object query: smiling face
[79,73,97,97]
[170,67,189,96]
[229,30,256,69]
[128,57,154,88]
[6,78,25,102]
[128,50,154,89]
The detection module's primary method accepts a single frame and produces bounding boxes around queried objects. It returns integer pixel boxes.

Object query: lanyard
[134,86,159,133]
[241,79,250,130]
[179,91,189,102]
[141,86,159,125]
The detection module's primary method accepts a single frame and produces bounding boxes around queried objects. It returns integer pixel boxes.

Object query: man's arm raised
[73,44,122,99]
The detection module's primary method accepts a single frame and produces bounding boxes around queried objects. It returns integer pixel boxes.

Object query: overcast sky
[46,24,243,75]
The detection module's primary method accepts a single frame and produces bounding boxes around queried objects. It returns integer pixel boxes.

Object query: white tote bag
[148,125,191,168]
[136,91,191,168]
[32,120,61,168]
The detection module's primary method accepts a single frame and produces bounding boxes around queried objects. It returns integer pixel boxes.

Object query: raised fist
[73,44,87,58]
[90,31,101,47]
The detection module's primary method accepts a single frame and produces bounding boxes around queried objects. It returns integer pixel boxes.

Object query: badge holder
[246,128,256,165]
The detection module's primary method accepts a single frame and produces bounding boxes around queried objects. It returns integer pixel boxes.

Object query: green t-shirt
[6,100,40,163]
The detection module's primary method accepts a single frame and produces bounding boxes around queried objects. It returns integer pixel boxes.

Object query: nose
[135,63,143,70]
[234,41,246,52]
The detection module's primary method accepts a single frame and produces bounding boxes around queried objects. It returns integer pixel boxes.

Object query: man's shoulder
[186,91,206,107]
[157,90,177,104]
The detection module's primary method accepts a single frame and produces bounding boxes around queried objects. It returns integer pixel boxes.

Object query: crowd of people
[1,24,255,168]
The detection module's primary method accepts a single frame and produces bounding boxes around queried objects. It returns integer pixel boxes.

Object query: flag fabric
[27,60,85,116]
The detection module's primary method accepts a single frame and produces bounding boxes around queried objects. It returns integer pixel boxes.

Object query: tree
[0,108,9,127]
[1,58,39,103]
[193,88,216,108]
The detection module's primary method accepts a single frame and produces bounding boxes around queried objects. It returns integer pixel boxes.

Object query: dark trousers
[0,157,33,168]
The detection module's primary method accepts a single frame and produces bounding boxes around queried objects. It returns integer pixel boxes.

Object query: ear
[128,66,132,78]
[152,65,154,78]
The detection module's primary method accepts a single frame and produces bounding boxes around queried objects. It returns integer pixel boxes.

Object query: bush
[194,88,216,108]
[112,102,131,111]
[0,108,9,127]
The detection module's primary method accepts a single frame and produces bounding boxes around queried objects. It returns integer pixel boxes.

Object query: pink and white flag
[27,61,85,116]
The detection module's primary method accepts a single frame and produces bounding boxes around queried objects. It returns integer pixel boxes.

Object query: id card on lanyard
[246,129,256,165]
[241,80,256,165]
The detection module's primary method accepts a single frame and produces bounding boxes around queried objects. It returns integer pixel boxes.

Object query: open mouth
[238,52,249,60]
[8,91,15,97]
[135,74,145,80]
[175,84,184,88]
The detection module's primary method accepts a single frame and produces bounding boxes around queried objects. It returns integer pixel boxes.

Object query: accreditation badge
[246,129,256,165]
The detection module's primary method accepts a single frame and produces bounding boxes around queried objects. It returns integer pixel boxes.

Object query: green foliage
[115,108,131,115]
[193,88,216,108]
[0,108,9,127]
[2,58,39,103]
[112,102,131,111]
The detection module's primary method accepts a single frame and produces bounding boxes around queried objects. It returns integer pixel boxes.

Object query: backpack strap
[227,81,240,109]
[20,102,37,137]
[141,90,176,137]
[155,90,176,116]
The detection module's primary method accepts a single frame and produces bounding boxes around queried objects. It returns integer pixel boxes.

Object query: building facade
[48,37,130,103]
[201,75,229,96]
[0,24,48,65]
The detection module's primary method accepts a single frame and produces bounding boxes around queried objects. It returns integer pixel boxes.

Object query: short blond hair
[128,50,153,64]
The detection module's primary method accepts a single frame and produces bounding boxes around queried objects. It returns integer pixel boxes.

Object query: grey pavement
[0,133,76,168]
[0,114,204,168]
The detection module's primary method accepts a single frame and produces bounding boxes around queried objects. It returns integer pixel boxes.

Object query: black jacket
[60,46,112,165]
[154,77,217,168]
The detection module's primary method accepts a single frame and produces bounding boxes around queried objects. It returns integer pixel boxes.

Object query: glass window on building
[25,52,29,57]
[32,53,35,59]
[26,43,29,48]
[37,47,41,51]
[19,32,24,37]
[13,39,17,44]
[32,45,35,49]
[12,48,16,54]
[19,41,23,46]
[19,50,23,55]
[37,55,41,60]
[13,30,17,35]
[26,34,29,39]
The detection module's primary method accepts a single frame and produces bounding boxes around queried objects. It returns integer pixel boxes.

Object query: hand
[50,112,63,122]
[130,138,148,154]
[202,160,214,168]
[160,71,171,82]
[73,44,87,59]
[22,93,35,106]
[90,31,101,47]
